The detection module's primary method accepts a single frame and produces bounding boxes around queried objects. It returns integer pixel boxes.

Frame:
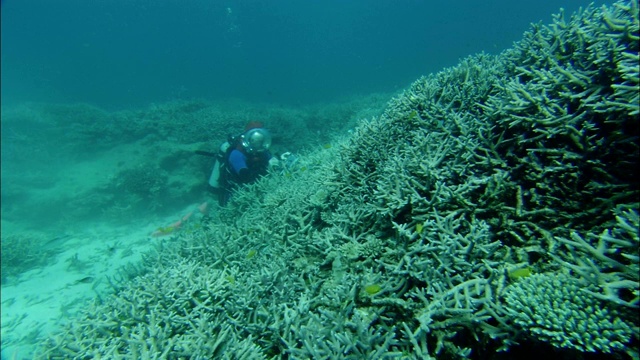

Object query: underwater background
[1,0,610,109]
[2,1,638,359]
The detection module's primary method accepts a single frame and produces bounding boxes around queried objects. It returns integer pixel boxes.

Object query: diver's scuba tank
[208,140,232,188]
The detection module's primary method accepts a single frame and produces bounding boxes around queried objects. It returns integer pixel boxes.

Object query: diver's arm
[229,150,252,182]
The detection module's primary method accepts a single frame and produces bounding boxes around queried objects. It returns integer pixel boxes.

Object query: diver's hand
[268,157,282,171]
[279,152,292,162]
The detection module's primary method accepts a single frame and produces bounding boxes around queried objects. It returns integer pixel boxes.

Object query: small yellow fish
[364,284,382,295]
[151,226,176,237]
[508,267,532,280]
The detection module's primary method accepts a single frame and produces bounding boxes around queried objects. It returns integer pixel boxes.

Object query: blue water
[1,0,609,110]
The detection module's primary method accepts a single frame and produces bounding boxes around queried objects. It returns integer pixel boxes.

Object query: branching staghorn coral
[550,206,639,308]
[503,272,637,353]
[37,259,269,359]
[481,1,639,234]
[1,232,64,284]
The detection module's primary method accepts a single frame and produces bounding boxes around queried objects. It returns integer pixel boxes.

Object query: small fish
[508,267,532,280]
[44,234,72,247]
[364,284,382,295]
[72,276,94,285]
[151,228,171,237]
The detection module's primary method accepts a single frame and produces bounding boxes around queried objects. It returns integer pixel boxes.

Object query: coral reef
[1,232,63,284]
[38,260,268,359]
[35,1,639,359]
[504,272,636,353]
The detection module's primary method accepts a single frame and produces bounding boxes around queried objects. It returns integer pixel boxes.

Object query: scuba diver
[208,122,276,206]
